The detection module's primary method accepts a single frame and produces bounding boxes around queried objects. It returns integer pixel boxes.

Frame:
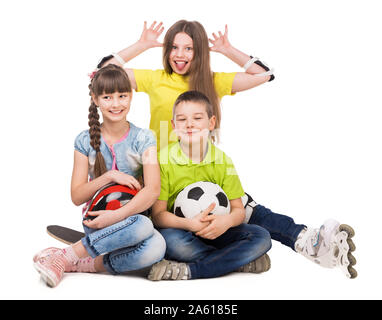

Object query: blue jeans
[81,214,166,275]
[159,224,271,279]
[249,204,306,250]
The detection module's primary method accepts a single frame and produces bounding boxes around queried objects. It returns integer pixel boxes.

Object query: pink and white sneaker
[33,250,67,287]
[33,247,61,263]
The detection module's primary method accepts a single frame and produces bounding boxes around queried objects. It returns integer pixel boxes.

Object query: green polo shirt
[158,141,245,212]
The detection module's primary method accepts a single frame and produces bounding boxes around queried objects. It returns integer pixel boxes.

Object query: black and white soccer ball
[173,181,231,218]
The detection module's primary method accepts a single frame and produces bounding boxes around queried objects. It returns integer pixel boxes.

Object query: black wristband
[97,55,114,69]
[250,56,275,82]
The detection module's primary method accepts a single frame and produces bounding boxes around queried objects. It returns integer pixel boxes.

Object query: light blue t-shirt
[74,122,156,180]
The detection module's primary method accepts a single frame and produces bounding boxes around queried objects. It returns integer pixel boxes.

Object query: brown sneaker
[237,253,271,273]
[148,259,190,281]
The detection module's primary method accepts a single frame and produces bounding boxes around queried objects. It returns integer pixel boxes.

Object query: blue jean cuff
[291,224,307,251]
[81,236,99,258]
[102,254,118,275]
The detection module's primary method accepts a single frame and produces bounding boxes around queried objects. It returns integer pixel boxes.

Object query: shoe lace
[298,228,320,256]
[40,253,66,274]
[155,260,188,280]
[52,258,65,274]
[163,261,187,280]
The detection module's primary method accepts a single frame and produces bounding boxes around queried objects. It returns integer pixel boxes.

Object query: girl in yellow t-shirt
[99,20,274,150]
[98,20,357,279]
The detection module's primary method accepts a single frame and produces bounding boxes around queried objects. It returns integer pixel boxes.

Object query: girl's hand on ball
[107,170,142,190]
[83,210,121,229]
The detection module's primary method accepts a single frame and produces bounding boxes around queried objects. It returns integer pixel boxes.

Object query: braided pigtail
[87,64,132,177]
[88,98,107,178]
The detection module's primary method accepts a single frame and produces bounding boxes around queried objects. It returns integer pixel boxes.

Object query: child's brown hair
[163,20,221,139]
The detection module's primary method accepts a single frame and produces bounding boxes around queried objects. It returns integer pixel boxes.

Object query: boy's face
[172,101,216,145]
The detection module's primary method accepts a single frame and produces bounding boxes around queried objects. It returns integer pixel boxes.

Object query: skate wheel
[347,252,357,266]
[348,266,357,279]
[339,224,355,238]
[347,238,356,252]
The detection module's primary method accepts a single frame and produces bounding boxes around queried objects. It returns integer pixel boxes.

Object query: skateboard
[47,225,84,245]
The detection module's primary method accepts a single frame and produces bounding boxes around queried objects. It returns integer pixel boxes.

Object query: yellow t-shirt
[133,69,236,150]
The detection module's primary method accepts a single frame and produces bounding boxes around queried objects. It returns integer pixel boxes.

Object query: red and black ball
[83,183,137,220]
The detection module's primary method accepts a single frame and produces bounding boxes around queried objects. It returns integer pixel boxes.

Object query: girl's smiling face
[169,32,194,75]
[94,91,132,123]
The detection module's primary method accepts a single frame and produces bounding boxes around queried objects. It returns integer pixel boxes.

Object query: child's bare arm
[209,25,272,92]
[70,150,142,206]
[115,146,160,217]
[70,151,113,206]
[82,146,160,229]
[101,21,164,90]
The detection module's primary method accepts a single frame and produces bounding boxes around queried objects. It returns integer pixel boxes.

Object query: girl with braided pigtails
[33,64,166,287]
[100,20,357,279]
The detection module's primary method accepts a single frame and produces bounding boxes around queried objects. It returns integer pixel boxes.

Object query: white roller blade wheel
[331,223,357,279]
[296,219,357,279]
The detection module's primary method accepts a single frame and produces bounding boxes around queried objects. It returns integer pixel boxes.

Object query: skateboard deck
[47,225,84,245]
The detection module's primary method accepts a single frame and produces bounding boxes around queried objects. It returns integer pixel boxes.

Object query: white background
[1,0,381,300]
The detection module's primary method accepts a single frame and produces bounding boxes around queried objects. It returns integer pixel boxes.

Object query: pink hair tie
[88,69,98,80]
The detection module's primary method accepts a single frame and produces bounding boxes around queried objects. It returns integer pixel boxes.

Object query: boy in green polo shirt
[158,139,245,220]
[148,91,272,280]
[149,90,357,281]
